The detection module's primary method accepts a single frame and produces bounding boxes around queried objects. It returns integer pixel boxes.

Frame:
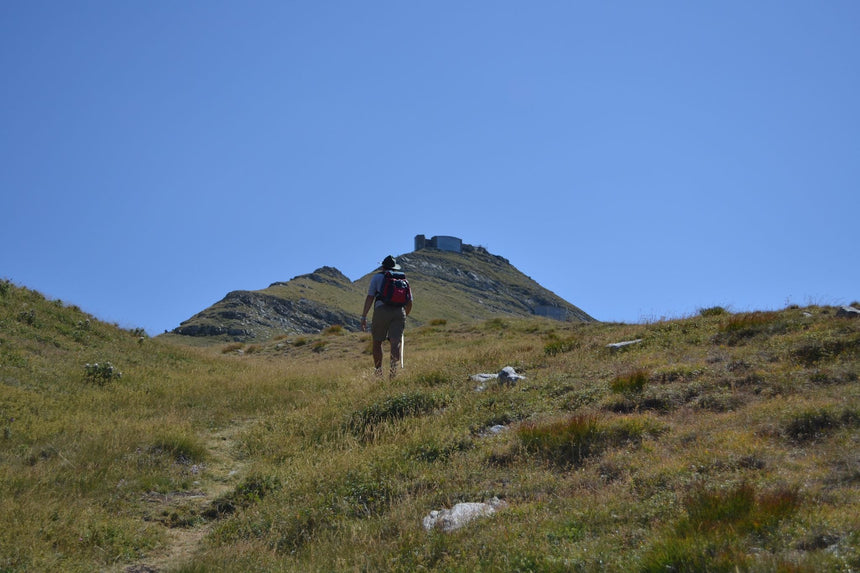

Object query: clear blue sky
[2,2,858,335]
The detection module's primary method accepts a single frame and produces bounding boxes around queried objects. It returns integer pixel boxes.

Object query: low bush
[83,361,122,385]
[782,407,860,443]
[347,391,446,438]
[206,474,282,519]
[791,335,858,366]
[699,306,729,317]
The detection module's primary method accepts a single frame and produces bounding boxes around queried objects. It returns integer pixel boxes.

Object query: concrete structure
[415,234,463,253]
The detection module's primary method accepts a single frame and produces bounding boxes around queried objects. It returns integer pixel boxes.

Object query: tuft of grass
[347,391,446,438]
[642,483,802,572]
[149,433,208,465]
[414,370,452,386]
[323,324,344,336]
[610,368,649,394]
[544,337,579,356]
[517,414,661,467]
[713,311,788,344]
[206,473,282,519]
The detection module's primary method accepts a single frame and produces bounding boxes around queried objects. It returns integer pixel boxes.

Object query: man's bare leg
[372,340,384,376]
[388,337,401,378]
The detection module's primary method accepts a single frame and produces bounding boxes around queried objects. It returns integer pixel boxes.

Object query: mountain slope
[2,278,858,572]
[170,244,595,342]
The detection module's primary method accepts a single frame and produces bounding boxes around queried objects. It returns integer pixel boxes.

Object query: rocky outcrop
[174,290,361,340]
[270,266,352,289]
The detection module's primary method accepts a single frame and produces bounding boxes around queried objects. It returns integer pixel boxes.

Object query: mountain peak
[171,240,594,342]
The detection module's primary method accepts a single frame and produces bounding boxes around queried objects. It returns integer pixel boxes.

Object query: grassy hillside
[2,279,859,572]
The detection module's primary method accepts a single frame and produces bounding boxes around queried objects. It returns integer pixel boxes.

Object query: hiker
[361,255,412,377]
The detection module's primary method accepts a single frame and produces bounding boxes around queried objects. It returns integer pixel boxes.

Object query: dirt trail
[114,422,250,573]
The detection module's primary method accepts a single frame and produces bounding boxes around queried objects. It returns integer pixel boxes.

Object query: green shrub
[699,306,729,317]
[407,437,472,463]
[782,407,860,443]
[17,309,36,325]
[428,318,447,326]
[206,474,282,519]
[83,361,122,385]
[791,335,858,366]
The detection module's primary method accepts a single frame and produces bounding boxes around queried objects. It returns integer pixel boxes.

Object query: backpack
[377,270,411,306]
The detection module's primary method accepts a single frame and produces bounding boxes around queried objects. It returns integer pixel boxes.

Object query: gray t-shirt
[368,272,386,308]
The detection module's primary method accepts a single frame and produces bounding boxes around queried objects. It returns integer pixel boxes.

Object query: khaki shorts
[371,304,406,342]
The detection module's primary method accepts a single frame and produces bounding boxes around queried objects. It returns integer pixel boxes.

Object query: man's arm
[361,295,375,331]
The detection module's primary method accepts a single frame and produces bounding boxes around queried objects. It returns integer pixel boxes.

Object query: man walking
[361,255,412,377]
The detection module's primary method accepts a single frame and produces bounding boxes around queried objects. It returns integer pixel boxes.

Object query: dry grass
[1,282,858,571]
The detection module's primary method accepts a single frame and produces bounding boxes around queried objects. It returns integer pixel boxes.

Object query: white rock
[836,306,860,318]
[498,366,525,385]
[606,339,643,352]
[422,497,508,532]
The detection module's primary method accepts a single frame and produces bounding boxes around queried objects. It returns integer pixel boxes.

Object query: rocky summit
[170,243,595,342]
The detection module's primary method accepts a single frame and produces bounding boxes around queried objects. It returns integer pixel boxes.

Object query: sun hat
[381,255,401,270]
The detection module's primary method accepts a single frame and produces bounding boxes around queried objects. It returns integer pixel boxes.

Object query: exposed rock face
[174,290,361,339]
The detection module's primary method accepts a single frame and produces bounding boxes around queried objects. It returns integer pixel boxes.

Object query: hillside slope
[1,279,858,572]
[170,244,595,343]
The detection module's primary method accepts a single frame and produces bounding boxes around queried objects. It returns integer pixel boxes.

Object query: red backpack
[377,271,411,306]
